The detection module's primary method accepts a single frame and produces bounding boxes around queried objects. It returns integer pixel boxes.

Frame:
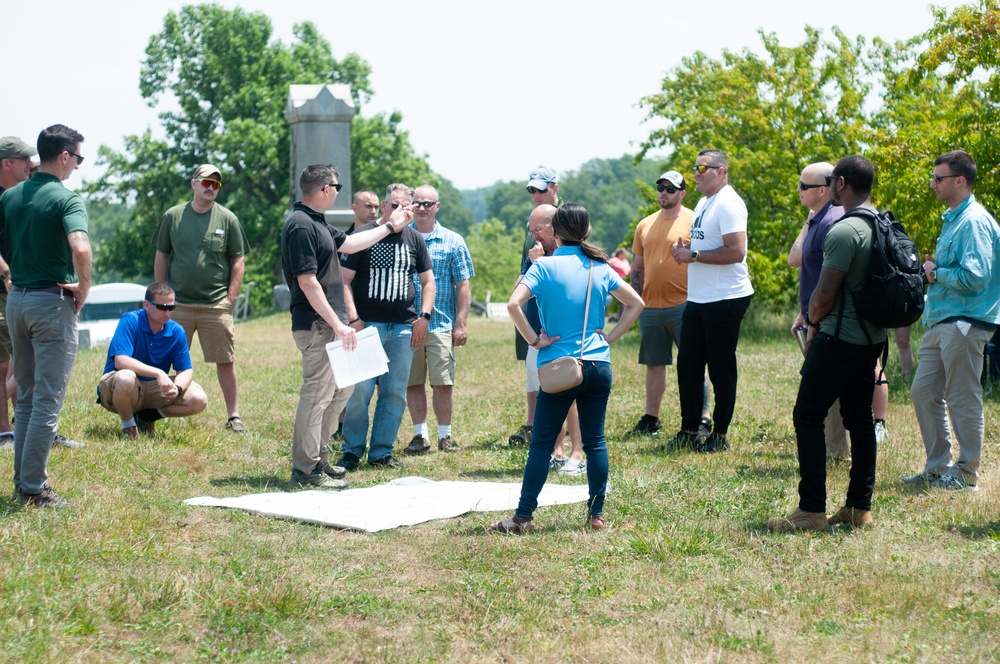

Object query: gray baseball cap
[0,136,37,160]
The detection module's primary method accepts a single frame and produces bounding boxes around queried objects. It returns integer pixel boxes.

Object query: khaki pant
[292,320,353,475]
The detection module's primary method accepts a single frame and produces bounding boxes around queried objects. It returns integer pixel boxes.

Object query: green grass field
[1,309,998,662]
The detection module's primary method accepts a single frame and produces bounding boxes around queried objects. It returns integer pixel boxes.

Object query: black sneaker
[508,425,532,447]
[369,455,403,469]
[17,485,71,508]
[695,432,729,453]
[336,452,361,472]
[660,430,697,451]
[626,415,662,438]
[697,417,713,439]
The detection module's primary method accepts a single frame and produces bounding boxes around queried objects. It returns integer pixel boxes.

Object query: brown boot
[828,506,874,528]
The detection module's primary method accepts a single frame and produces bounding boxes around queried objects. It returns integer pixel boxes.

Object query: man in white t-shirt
[669,149,754,453]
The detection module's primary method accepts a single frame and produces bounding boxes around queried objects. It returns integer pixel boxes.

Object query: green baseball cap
[0,136,37,160]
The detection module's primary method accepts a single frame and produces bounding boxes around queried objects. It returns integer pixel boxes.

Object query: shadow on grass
[458,468,524,480]
[210,474,290,491]
[732,463,798,481]
[952,522,1000,541]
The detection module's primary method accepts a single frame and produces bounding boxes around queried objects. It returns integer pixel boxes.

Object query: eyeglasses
[529,222,551,236]
[656,184,680,194]
[526,186,549,195]
[199,178,222,190]
[67,151,85,165]
[146,300,177,312]
[327,182,343,192]
[930,173,960,185]
[413,201,438,209]
[798,181,827,191]
[3,155,30,163]
[692,164,722,175]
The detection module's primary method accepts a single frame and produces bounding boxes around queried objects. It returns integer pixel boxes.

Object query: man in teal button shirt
[906,149,1000,492]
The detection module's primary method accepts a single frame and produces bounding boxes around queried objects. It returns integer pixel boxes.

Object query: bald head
[798,162,836,214]
[528,204,558,253]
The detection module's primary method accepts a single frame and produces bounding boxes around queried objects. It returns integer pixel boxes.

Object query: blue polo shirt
[519,246,622,365]
[103,309,192,378]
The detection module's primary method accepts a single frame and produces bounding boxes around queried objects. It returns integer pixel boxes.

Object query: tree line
[85,1,999,312]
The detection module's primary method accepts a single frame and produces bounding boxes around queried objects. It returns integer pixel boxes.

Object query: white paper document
[326,326,389,388]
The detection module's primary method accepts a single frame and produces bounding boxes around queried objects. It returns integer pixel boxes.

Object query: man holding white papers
[280,165,413,489]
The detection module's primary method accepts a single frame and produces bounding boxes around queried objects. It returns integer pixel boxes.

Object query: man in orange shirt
[627,171,706,438]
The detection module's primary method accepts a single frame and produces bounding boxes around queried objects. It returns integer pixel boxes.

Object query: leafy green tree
[464,219,521,304]
[866,0,999,255]
[88,4,443,312]
[637,27,870,307]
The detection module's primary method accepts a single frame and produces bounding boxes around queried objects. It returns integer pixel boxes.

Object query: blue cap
[526,167,557,191]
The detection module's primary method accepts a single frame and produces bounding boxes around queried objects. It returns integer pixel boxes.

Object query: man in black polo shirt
[281,165,412,489]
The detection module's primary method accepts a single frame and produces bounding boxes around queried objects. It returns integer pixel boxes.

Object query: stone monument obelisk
[285,84,355,230]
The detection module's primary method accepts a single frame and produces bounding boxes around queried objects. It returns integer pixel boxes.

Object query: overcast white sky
[3,0,964,191]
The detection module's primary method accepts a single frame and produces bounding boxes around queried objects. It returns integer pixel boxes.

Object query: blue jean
[342,322,414,462]
[8,290,79,493]
[516,360,612,519]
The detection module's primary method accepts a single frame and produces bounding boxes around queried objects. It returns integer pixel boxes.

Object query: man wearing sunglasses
[0,124,91,508]
[338,183,434,470]
[669,149,754,453]
[97,282,208,438]
[906,150,1000,493]
[627,171,710,440]
[509,168,563,448]
[154,164,250,433]
[403,185,474,455]
[0,137,38,448]
[282,165,414,488]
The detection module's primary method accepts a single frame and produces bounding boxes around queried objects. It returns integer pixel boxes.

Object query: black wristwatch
[420,312,431,321]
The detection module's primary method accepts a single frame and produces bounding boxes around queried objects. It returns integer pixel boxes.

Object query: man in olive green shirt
[154,164,249,432]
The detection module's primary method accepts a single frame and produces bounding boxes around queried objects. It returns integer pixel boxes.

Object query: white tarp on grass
[184,476,590,532]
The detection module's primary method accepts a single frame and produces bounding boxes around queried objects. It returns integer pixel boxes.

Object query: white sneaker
[558,458,587,475]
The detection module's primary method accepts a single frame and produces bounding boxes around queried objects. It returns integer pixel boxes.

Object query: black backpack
[839,207,925,330]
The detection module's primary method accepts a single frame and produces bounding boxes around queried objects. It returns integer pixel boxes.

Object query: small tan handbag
[537,261,593,394]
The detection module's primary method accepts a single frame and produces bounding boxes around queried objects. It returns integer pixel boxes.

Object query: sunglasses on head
[199,178,221,190]
[526,186,548,195]
[146,300,177,312]
[656,183,680,194]
[413,201,438,209]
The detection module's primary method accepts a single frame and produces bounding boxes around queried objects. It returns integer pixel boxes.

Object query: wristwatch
[420,312,431,321]
[691,250,700,263]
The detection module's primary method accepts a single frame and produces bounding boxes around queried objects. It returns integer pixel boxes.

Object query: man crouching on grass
[97,282,208,438]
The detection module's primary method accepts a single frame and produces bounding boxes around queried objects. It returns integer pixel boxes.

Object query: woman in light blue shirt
[496,204,644,533]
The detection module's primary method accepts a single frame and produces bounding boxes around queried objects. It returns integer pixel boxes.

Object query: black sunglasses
[526,186,549,195]
[146,300,177,312]
[656,184,680,194]
[67,151,85,165]
[327,182,343,192]
[413,201,438,209]
[798,181,826,190]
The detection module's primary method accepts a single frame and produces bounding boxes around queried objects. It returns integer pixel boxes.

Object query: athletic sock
[414,422,428,439]
[438,424,452,440]
[121,417,136,429]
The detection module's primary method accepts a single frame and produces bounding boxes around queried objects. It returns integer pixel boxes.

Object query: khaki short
[0,291,10,362]
[171,298,236,364]
[408,330,456,387]
[98,370,201,413]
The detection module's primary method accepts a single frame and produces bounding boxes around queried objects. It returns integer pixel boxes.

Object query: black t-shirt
[281,202,348,332]
[341,221,431,324]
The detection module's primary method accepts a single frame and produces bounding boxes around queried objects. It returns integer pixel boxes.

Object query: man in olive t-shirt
[153,164,249,432]
[769,155,887,533]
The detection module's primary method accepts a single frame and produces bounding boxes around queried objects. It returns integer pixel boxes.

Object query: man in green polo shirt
[0,124,92,508]
[153,164,249,432]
